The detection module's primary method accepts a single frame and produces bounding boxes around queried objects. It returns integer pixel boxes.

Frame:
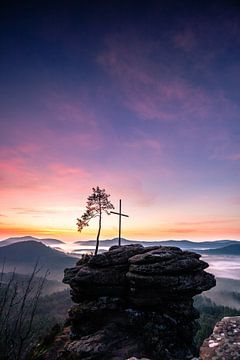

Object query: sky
[0,0,239,242]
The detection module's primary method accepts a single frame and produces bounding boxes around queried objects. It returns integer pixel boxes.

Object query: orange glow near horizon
[0,174,239,242]
[1,215,239,242]
[1,169,239,243]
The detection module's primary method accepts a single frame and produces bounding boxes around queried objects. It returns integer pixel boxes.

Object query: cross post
[110,199,129,246]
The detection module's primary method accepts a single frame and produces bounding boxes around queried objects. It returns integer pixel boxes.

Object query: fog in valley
[202,255,240,280]
[199,255,240,309]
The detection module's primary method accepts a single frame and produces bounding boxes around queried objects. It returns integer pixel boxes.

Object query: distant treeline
[194,295,240,352]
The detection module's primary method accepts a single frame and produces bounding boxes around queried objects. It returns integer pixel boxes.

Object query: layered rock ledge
[45,245,216,359]
[200,316,240,360]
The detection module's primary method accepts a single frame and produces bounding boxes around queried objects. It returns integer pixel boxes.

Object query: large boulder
[87,244,148,267]
[42,245,216,360]
[200,316,240,360]
[129,249,208,275]
[127,247,215,307]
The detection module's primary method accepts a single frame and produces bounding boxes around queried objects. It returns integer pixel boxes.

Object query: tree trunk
[95,212,101,256]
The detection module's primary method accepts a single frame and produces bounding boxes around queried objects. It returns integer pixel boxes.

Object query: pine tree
[77,186,114,255]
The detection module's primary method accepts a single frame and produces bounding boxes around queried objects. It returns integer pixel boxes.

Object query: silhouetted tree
[77,186,114,255]
[0,260,48,360]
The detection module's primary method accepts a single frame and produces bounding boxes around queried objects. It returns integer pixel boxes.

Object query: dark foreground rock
[40,244,215,360]
[200,316,240,360]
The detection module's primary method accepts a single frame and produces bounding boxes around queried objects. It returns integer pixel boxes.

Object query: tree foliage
[77,186,114,255]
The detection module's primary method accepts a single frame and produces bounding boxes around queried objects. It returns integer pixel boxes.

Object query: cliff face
[200,316,240,360]
[44,245,216,359]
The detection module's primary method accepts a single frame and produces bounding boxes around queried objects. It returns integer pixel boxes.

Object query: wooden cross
[110,199,129,246]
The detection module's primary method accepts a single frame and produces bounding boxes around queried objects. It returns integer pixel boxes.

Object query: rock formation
[41,244,216,359]
[200,316,240,360]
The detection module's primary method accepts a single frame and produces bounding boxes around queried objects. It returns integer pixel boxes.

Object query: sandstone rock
[64,322,146,360]
[69,284,125,302]
[127,247,215,309]
[72,264,128,286]
[129,255,208,275]
[63,266,81,284]
[65,326,116,357]
[126,357,151,360]
[42,245,216,360]
[64,264,128,299]
[128,247,183,265]
[200,316,240,360]
[68,297,125,338]
[88,244,146,267]
[127,270,215,293]
[68,297,122,320]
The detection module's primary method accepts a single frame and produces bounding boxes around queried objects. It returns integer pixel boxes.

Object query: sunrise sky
[0,0,239,242]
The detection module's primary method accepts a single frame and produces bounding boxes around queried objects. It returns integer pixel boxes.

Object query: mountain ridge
[200,244,240,255]
[74,238,239,249]
[0,236,65,247]
[0,241,76,280]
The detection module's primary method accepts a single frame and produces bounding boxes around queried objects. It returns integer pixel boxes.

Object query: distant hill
[74,238,239,250]
[0,236,65,247]
[74,238,131,247]
[201,244,240,255]
[0,241,76,280]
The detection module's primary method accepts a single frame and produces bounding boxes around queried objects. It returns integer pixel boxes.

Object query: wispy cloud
[177,219,240,226]
[226,154,240,161]
[98,33,239,125]
[0,151,92,198]
[11,207,57,215]
[230,197,240,205]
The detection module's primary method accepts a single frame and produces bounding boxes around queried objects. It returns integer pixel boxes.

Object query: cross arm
[110,211,129,217]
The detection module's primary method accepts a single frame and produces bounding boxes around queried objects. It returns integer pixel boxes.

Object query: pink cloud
[177,219,239,226]
[0,151,91,195]
[0,146,159,212]
[0,157,40,190]
[91,168,156,207]
[1,88,104,162]
[226,154,240,161]
[126,130,162,152]
[0,100,103,198]
[128,138,162,151]
[11,207,58,215]
[209,129,240,162]
[166,228,197,234]
[98,34,238,124]
[43,90,99,129]
[230,197,240,205]
[49,163,88,176]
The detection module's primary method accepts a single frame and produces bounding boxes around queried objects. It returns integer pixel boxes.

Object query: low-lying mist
[202,255,240,280]
[200,255,240,309]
